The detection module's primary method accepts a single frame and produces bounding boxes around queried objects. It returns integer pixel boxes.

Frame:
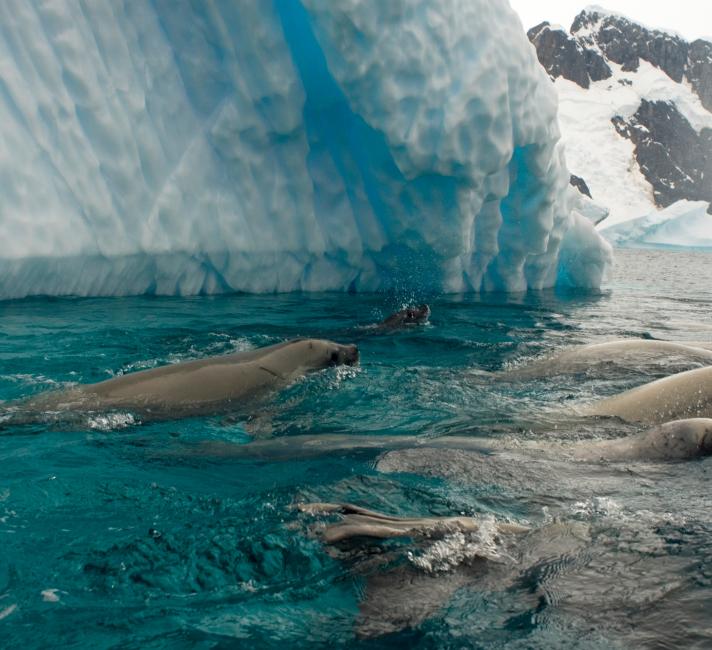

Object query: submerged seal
[298,502,528,544]
[12,338,359,422]
[375,304,430,331]
[198,418,712,464]
[584,366,712,424]
[501,339,712,380]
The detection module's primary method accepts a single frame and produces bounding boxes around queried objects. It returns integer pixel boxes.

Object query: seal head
[378,304,431,330]
[403,304,431,325]
[329,343,359,366]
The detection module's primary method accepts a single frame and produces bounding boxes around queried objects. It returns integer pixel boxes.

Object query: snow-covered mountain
[528,6,712,246]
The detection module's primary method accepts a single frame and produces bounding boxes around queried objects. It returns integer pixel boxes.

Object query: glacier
[0,0,611,299]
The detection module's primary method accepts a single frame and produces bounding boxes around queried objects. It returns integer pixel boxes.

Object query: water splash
[407,517,513,573]
[86,413,137,431]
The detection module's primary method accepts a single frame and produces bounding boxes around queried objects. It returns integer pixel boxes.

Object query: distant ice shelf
[600,200,712,249]
[0,0,611,299]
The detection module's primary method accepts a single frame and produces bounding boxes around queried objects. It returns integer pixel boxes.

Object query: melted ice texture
[0,0,610,298]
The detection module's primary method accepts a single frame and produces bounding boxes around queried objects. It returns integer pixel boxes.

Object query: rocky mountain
[528,6,712,233]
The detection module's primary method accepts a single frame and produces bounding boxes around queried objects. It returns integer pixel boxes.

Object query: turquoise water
[2,249,712,648]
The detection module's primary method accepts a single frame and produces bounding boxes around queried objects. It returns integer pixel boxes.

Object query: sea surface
[1,249,712,649]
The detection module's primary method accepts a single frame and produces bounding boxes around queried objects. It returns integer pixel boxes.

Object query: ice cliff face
[0,0,610,299]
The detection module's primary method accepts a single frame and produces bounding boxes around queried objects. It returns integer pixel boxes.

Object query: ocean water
[1,248,712,649]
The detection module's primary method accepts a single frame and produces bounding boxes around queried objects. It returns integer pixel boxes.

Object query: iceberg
[601,200,712,249]
[0,0,611,299]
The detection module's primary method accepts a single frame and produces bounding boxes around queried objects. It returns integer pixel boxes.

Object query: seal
[197,418,712,464]
[296,502,537,639]
[374,304,430,331]
[13,338,359,422]
[298,502,528,544]
[676,340,712,352]
[583,366,712,424]
[501,339,712,380]
[567,418,712,462]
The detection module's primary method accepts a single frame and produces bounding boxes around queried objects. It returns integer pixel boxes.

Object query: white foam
[408,517,511,573]
[571,496,622,518]
[40,589,60,603]
[86,412,137,431]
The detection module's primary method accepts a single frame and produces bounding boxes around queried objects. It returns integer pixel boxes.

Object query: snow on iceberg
[601,200,712,249]
[0,0,611,299]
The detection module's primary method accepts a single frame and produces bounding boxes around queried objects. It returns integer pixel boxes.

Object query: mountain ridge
[528,7,712,229]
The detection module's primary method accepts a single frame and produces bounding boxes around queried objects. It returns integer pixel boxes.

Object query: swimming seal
[567,418,712,462]
[10,338,359,422]
[198,418,712,464]
[298,502,528,544]
[375,304,430,331]
[502,339,712,380]
[583,366,712,424]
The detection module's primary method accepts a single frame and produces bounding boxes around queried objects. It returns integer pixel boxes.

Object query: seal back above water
[10,338,359,422]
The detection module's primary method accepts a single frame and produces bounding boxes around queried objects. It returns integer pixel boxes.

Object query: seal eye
[329,351,340,365]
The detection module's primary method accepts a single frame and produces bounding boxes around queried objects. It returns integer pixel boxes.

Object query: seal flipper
[299,502,529,544]
[298,502,411,521]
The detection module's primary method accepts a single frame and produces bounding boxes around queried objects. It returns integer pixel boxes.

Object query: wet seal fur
[10,338,359,422]
[584,366,712,424]
[199,418,712,464]
[567,418,712,462]
[502,339,712,380]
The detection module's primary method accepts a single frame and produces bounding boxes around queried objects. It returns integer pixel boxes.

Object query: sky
[507,1,712,41]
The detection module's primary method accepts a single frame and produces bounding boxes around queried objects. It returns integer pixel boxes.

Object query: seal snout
[327,343,359,367]
[343,344,359,366]
[417,304,431,321]
[407,304,430,323]
[701,425,712,455]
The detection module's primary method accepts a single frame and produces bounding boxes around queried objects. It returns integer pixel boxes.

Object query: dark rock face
[569,174,592,198]
[529,9,710,110]
[687,40,712,112]
[612,100,712,208]
[528,8,712,215]
[584,47,613,82]
[527,22,610,88]
[571,10,689,82]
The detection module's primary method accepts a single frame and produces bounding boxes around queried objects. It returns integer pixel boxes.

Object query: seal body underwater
[501,339,712,380]
[195,418,712,464]
[9,338,359,422]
